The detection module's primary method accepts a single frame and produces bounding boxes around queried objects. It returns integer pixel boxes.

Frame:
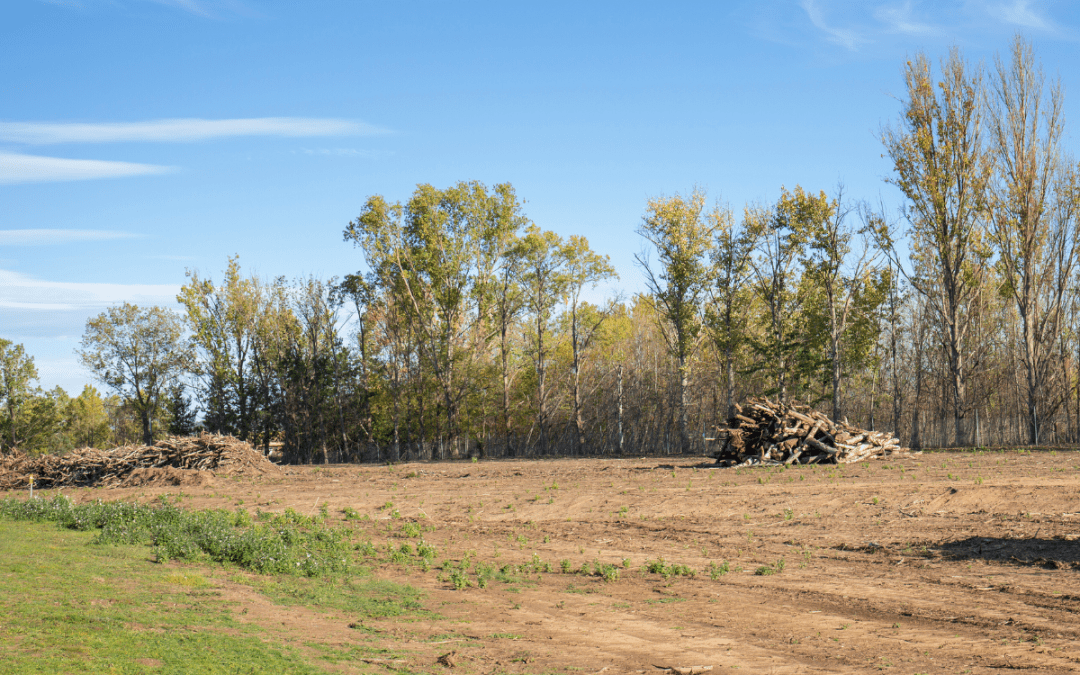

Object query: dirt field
[13,450,1080,674]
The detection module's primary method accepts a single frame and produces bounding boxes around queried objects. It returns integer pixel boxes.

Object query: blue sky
[3,0,1080,395]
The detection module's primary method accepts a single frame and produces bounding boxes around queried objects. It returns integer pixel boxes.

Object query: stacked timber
[714,397,905,467]
[0,433,277,489]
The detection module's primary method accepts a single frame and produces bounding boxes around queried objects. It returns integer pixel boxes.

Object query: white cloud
[147,0,214,16]
[0,229,143,245]
[874,2,943,36]
[0,152,171,184]
[799,0,869,50]
[989,0,1052,30]
[0,117,388,145]
[0,269,180,312]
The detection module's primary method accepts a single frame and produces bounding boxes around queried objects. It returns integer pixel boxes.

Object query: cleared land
[5,450,1080,674]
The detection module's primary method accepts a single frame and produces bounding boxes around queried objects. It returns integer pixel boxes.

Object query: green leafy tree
[746,188,809,404]
[79,303,194,445]
[0,339,41,453]
[177,256,263,440]
[166,384,199,436]
[518,225,570,454]
[636,188,719,453]
[67,385,112,449]
[345,181,526,457]
[706,202,757,419]
[798,185,877,422]
[16,386,69,455]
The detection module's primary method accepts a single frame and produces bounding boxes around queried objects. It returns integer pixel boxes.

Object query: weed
[754,557,785,576]
[707,561,729,579]
[0,495,349,577]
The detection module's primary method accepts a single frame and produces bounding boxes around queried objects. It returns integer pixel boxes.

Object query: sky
[3,0,1080,396]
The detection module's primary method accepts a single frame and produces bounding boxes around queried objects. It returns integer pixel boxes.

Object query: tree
[881,49,993,446]
[706,202,757,420]
[561,235,617,453]
[79,303,193,445]
[177,256,265,441]
[986,35,1080,444]
[0,339,38,452]
[67,385,112,449]
[345,181,526,458]
[799,185,876,421]
[518,225,569,454]
[746,189,809,403]
[636,188,719,453]
[166,383,199,436]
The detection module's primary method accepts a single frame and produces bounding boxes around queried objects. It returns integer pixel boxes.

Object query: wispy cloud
[0,269,180,312]
[300,148,393,158]
[146,0,215,17]
[38,0,256,18]
[874,2,943,36]
[0,117,388,145]
[0,153,172,184]
[987,0,1054,30]
[799,0,868,50]
[0,229,143,246]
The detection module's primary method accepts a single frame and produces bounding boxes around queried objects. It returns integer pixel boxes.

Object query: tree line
[4,36,1080,461]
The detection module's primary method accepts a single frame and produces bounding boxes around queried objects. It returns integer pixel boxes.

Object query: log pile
[714,398,906,466]
[0,433,277,489]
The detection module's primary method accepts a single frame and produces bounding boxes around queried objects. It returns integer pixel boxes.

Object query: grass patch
[254,574,429,619]
[0,519,328,674]
[0,495,350,577]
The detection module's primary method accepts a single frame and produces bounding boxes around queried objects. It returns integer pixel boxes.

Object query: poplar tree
[0,339,39,452]
[987,35,1080,444]
[636,188,718,453]
[881,49,992,446]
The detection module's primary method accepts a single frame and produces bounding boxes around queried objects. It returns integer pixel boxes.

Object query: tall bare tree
[881,49,993,446]
[561,235,618,453]
[987,34,1080,444]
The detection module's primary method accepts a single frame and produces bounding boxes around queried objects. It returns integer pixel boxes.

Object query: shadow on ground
[938,536,1080,568]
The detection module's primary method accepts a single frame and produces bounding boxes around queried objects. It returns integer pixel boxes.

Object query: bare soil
[11,450,1080,674]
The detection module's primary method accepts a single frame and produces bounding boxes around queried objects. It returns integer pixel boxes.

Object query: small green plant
[754,557,785,576]
[449,568,470,590]
[707,561,729,579]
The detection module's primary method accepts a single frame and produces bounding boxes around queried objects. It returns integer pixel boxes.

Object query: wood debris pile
[0,433,277,489]
[714,398,906,467]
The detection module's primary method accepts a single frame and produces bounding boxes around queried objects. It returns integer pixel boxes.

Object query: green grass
[0,519,328,674]
[0,495,441,674]
[253,574,429,619]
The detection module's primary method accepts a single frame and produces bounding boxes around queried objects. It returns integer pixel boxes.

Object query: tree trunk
[678,352,690,453]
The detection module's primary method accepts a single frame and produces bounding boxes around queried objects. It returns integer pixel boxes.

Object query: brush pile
[0,433,277,489]
[714,398,906,467]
